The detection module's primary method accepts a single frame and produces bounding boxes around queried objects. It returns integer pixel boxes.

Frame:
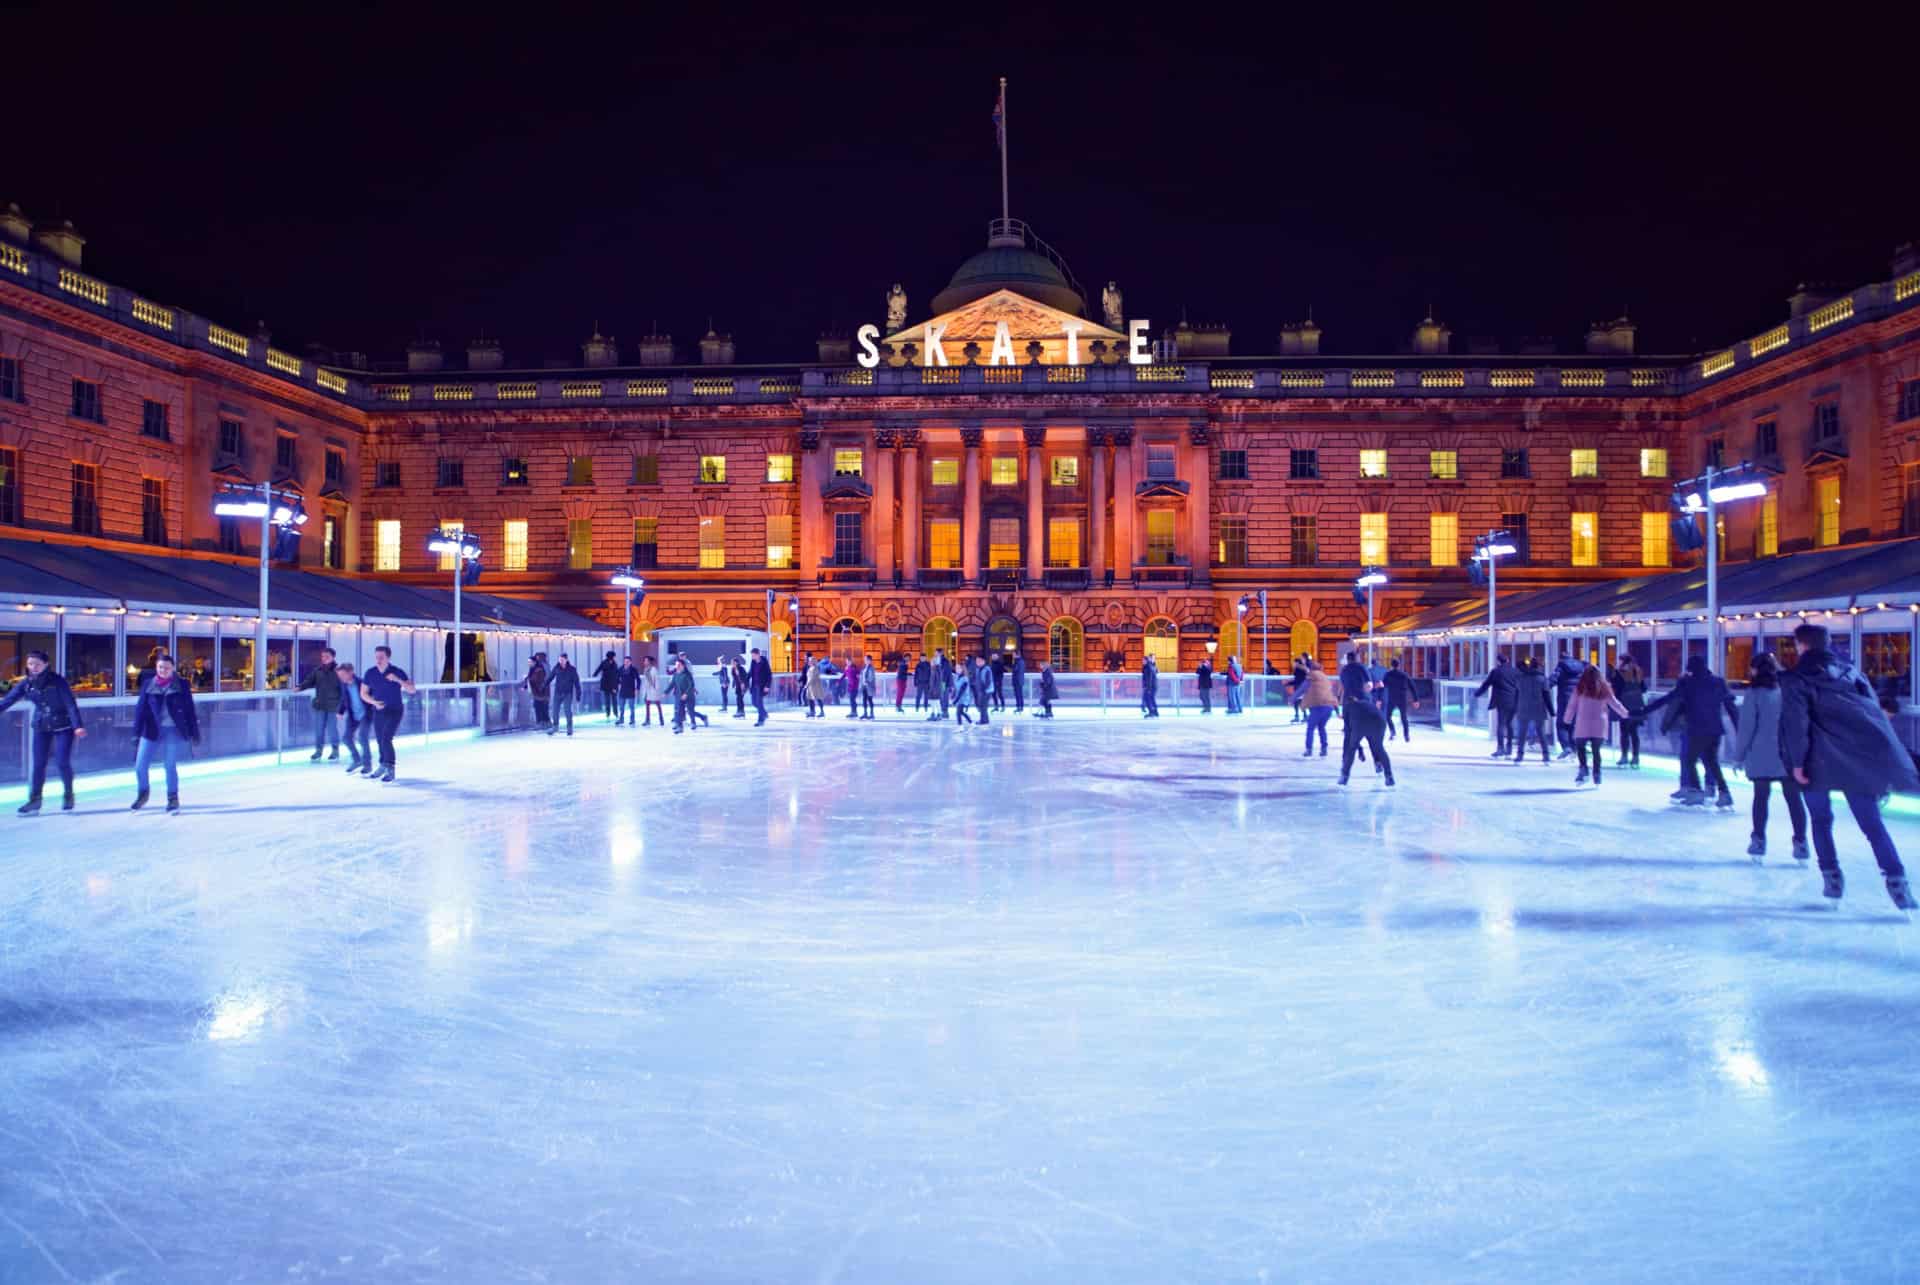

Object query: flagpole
[998,76,1009,224]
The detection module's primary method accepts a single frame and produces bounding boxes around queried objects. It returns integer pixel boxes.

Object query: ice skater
[297,646,343,761]
[1338,687,1393,787]
[1141,653,1160,718]
[929,650,951,721]
[1290,656,1309,723]
[1780,622,1918,907]
[1645,655,1738,808]
[1382,658,1413,740]
[594,650,620,720]
[1,649,86,815]
[990,653,1006,712]
[670,656,709,733]
[547,654,581,736]
[1224,654,1244,715]
[615,654,640,725]
[642,657,666,727]
[129,652,196,811]
[359,645,415,782]
[804,654,828,718]
[1732,653,1807,862]
[844,654,864,720]
[1561,665,1629,787]
[336,662,373,774]
[1011,648,1026,714]
[1195,655,1214,713]
[969,654,992,726]
[1038,661,1057,717]
[913,653,931,712]
[1609,655,1648,768]
[1549,645,1588,760]
[895,654,909,712]
[1301,658,1338,756]
[951,661,971,725]
[523,654,551,729]
[1474,653,1518,756]
[1511,658,1553,764]
[859,654,877,720]
[748,647,772,726]
[731,656,748,718]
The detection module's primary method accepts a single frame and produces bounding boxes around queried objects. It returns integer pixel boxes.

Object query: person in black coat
[1195,657,1214,714]
[359,646,415,781]
[523,656,551,729]
[989,653,1006,711]
[1780,622,1920,907]
[1511,658,1553,764]
[1608,656,1649,768]
[614,655,641,725]
[747,648,773,726]
[1549,647,1588,758]
[968,655,992,726]
[296,647,344,761]
[1382,659,1415,741]
[913,654,932,712]
[1645,654,1740,806]
[1474,655,1519,756]
[1010,651,1026,713]
[2,651,87,815]
[1339,690,1393,787]
[1289,657,1309,722]
[130,653,198,812]
[928,651,951,721]
[547,654,582,736]
[593,650,620,719]
[1140,655,1160,718]
[730,657,748,718]
[1038,662,1058,717]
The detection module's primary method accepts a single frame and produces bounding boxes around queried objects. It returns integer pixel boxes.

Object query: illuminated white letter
[1128,318,1152,365]
[855,324,880,369]
[989,320,1017,366]
[924,324,948,367]
[1063,323,1082,366]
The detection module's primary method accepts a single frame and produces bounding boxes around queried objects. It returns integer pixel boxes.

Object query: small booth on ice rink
[0,536,622,793]
[1378,537,1920,756]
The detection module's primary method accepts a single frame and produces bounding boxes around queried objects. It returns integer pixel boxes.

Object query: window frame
[1428,512,1458,566]
[1428,449,1457,480]
[989,455,1020,486]
[374,460,401,489]
[1290,514,1318,565]
[1218,448,1249,481]
[1640,512,1669,567]
[435,457,465,490]
[765,513,794,569]
[70,462,100,534]
[569,517,596,569]
[1217,515,1249,567]
[1358,448,1388,480]
[69,379,103,424]
[763,453,793,484]
[567,455,595,487]
[1050,455,1080,487]
[832,511,863,566]
[1500,448,1530,479]
[1570,511,1599,567]
[141,477,167,545]
[1639,447,1668,478]
[632,516,659,569]
[696,514,726,568]
[501,457,529,487]
[141,400,170,441]
[631,454,660,486]
[375,519,401,571]
[1288,449,1320,481]
[1359,512,1389,566]
[1569,447,1599,479]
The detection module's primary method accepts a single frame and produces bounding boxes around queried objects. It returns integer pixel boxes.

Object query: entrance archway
[985,615,1021,662]
[1218,619,1248,668]
[1288,618,1319,669]
[830,617,864,668]
[1048,616,1085,671]
[922,615,957,663]
[1144,617,1179,669]
[770,619,792,673]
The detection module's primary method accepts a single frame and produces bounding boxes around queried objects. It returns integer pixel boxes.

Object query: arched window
[1289,618,1319,669]
[769,619,792,673]
[632,619,657,644]
[1218,619,1248,667]
[922,615,957,663]
[986,615,1021,662]
[1144,617,1179,669]
[830,617,865,668]
[1048,616,1085,671]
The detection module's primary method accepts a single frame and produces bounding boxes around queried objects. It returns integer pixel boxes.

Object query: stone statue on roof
[885,283,908,335]
[1102,281,1123,331]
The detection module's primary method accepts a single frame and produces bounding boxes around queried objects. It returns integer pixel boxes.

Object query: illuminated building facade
[2,202,1918,675]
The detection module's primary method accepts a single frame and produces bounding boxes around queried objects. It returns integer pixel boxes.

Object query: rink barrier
[0,681,547,803]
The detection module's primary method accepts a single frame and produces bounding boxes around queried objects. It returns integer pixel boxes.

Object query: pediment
[887,289,1126,360]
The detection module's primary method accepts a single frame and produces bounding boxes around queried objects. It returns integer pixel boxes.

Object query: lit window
[1145,510,1177,565]
[1048,617,1084,671]
[1143,617,1179,669]
[1640,447,1668,478]
[632,517,658,569]
[923,616,957,659]
[1816,474,1840,547]
[568,518,594,569]
[927,519,960,569]
[437,519,464,572]
[931,458,959,487]
[1570,448,1598,479]
[1428,512,1458,566]
[503,519,528,571]
[502,457,528,487]
[375,519,401,571]
[1359,449,1388,479]
[698,515,726,568]
[1756,492,1778,557]
[1641,513,1668,567]
[766,514,793,568]
[699,455,726,484]
[1051,456,1079,486]
[1429,450,1457,480]
[1571,512,1598,566]
[990,456,1018,486]
[765,454,793,483]
[1359,512,1388,565]
[988,517,1021,568]
[631,454,659,485]
[322,515,338,569]
[832,448,863,477]
[566,455,593,487]
[1048,517,1080,567]
[1217,516,1248,567]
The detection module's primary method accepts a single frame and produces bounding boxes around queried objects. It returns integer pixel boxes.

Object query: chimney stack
[638,329,674,366]
[405,339,444,372]
[1787,282,1839,319]
[1411,311,1451,355]
[699,323,735,365]
[467,338,504,371]
[0,204,30,246]
[1584,316,1636,355]
[817,330,852,364]
[1279,317,1322,356]
[31,218,84,267]
[581,327,619,368]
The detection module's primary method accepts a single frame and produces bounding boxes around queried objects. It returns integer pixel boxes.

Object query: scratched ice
[3,707,1919,1282]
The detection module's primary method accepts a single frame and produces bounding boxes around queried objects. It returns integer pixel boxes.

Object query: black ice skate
[1822,868,1845,901]
[1886,876,1917,912]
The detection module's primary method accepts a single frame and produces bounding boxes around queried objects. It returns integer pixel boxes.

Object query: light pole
[1258,588,1269,674]
[764,588,775,661]
[610,566,645,655]
[788,596,801,674]
[1355,568,1388,663]
[1676,462,1770,671]
[213,481,307,691]
[1471,530,1518,670]
[428,527,483,682]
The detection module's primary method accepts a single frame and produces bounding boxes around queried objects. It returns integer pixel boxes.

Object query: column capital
[1022,424,1047,449]
[959,426,984,449]
[798,426,823,452]
[896,425,922,449]
[1109,425,1135,448]
[1188,424,1211,447]
[1087,425,1109,448]
[874,426,898,450]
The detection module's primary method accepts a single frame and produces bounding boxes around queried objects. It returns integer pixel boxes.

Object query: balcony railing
[916,568,965,589]
[1134,560,1191,586]
[1043,567,1090,590]
[820,564,873,585]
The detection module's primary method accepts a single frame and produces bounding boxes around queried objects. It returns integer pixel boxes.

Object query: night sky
[12,8,1916,368]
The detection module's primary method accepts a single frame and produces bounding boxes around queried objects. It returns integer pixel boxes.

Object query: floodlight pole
[255,481,271,692]
[453,541,463,684]
[1705,463,1720,674]
[1259,588,1269,674]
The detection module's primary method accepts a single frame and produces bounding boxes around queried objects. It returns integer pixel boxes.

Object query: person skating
[860,654,877,720]
[1301,658,1339,756]
[1561,665,1630,786]
[547,654,581,736]
[1038,661,1057,717]
[615,655,641,725]
[730,656,748,718]
[929,650,951,721]
[129,652,196,812]
[844,654,864,720]
[1609,655,1648,768]
[1339,687,1394,787]
[747,647,772,726]
[1141,653,1160,718]
[1290,656,1309,723]
[895,654,909,712]
[1474,653,1519,757]
[594,650,620,720]
[523,654,551,729]
[969,654,992,726]
[1511,658,1554,764]
[804,654,829,718]
[1549,645,1588,759]
[1225,654,1244,715]
[913,653,931,713]
[714,656,732,718]
[359,647,415,783]
[1732,652,1808,862]
[1366,654,1388,713]
[1645,655,1739,807]
[951,660,971,725]
[1382,658,1414,741]
[296,646,344,761]
[1010,649,1026,714]
[2,650,86,815]
[1195,656,1214,714]
[989,653,1006,712]
[668,657,694,733]
[642,657,666,727]
[1780,622,1919,907]
[335,662,372,775]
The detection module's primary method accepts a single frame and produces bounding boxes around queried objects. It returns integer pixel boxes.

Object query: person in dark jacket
[1732,652,1806,861]
[335,662,372,775]
[130,653,198,812]
[1549,647,1588,758]
[523,656,551,729]
[1338,652,1372,703]
[1474,655,1519,756]
[951,658,971,725]
[747,648,772,726]
[1195,657,1214,714]
[1780,623,1918,907]
[1290,657,1309,723]
[1224,655,1245,715]
[1038,662,1058,717]
[969,655,992,726]
[731,656,748,718]
[359,646,414,781]
[615,655,641,725]
[843,655,864,720]
[929,651,951,721]
[1140,655,1160,718]
[593,651,620,720]
[1,651,87,815]
[547,654,582,736]
[1608,656,1649,768]
[1382,659,1415,742]
[1339,690,1394,787]
[1010,650,1026,714]
[1511,658,1554,764]
[296,647,344,761]
[988,653,1006,711]
[913,653,932,713]
[1645,655,1740,807]
[894,655,909,712]
[669,656,707,732]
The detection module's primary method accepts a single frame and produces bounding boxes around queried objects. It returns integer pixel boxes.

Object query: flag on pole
[993,83,1005,150]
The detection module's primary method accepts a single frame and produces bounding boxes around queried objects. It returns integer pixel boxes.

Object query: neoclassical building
[2,202,1917,676]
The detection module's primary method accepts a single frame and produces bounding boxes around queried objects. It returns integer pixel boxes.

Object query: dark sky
[12,7,1917,366]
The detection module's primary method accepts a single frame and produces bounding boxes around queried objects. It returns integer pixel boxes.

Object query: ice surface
[3,705,1920,1282]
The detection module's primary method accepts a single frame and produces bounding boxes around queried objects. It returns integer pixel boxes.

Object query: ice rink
[3,703,1919,1283]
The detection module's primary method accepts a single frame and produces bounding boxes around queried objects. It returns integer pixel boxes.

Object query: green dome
[931,244,1084,316]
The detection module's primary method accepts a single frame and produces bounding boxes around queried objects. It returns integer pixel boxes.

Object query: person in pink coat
[1561,665,1630,787]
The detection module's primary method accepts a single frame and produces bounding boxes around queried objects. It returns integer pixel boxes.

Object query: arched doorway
[922,615,957,663]
[1217,619,1248,668]
[1048,616,1085,671]
[985,615,1021,663]
[830,617,864,668]
[1288,618,1319,669]
[769,619,792,673]
[1144,617,1179,669]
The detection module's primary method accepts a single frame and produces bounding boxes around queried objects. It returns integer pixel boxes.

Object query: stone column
[798,425,824,584]
[1110,427,1135,580]
[961,425,983,584]
[1187,424,1211,585]
[899,429,921,580]
[1024,424,1046,584]
[873,427,896,578]
[1088,427,1108,578]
